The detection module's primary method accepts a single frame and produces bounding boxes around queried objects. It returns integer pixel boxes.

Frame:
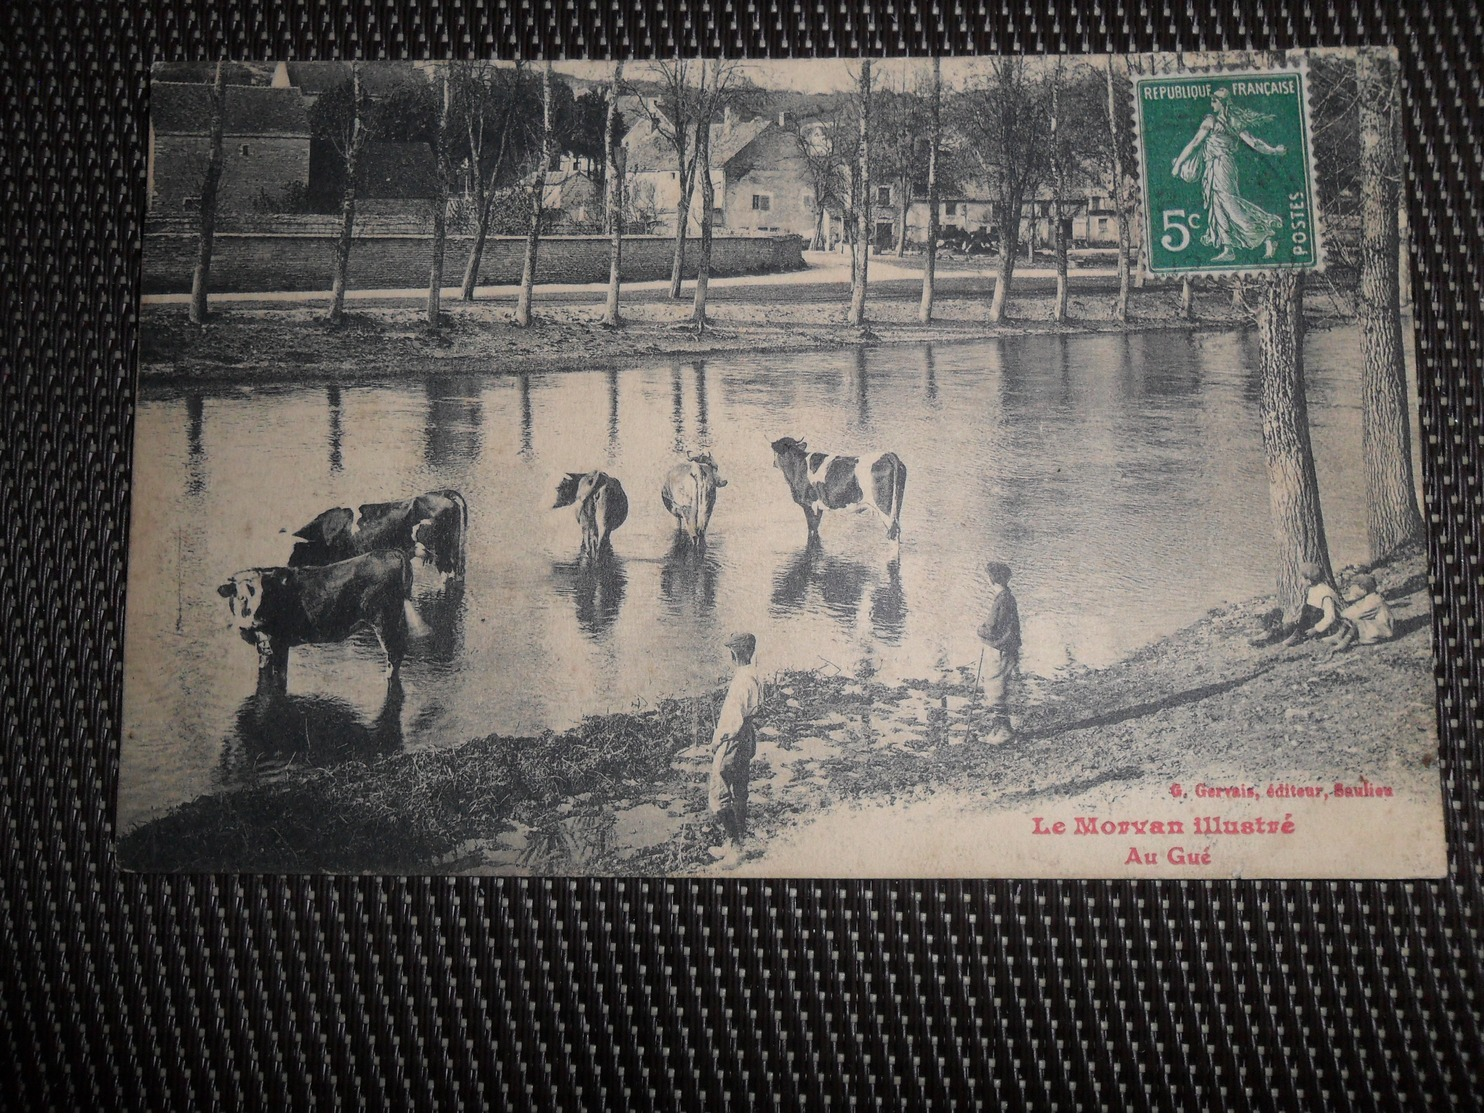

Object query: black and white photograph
[118,49,1444,877]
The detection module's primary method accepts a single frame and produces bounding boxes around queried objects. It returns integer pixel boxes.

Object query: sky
[551,51,1352,96]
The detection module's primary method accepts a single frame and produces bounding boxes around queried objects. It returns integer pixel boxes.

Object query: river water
[120,326,1385,829]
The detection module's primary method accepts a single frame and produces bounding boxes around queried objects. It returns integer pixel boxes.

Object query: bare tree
[188,61,227,325]
[514,63,554,328]
[1357,48,1425,558]
[1048,61,1070,322]
[602,61,625,328]
[787,110,849,250]
[631,61,704,299]
[873,73,923,257]
[956,59,1050,323]
[453,62,535,301]
[689,60,752,328]
[321,62,369,328]
[848,60,872,327]
[691,64,715,328]
[1103,56,1137,320]
[919,56,942,323]
[426,66,453,328]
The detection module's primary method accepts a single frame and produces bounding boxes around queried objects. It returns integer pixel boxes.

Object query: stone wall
[140,232,807,294]
[149,132,311,214]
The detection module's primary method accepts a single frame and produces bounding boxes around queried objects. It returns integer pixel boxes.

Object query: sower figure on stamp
[1171,88,1287,263]
[708,631,765,866]
[977,562,1022,746]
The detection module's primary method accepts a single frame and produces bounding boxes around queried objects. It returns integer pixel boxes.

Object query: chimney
[777,110,791,128]
[723,105,734,131]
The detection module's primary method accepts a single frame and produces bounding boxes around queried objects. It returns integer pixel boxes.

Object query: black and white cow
[217,550,415,688]
[660,452,727,543]
[770,437,907,541]
[288,490,468,579]
[553,471,629,558]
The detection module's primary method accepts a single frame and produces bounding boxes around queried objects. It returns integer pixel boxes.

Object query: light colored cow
[661,452,727,544]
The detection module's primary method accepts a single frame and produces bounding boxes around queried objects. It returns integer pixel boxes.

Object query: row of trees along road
[184,53,1422,615]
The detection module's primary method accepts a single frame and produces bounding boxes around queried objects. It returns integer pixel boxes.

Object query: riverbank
[118,547,1437,876]
[137,277,1354,384]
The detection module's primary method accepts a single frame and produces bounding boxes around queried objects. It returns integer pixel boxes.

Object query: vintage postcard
[119,49,1445,877]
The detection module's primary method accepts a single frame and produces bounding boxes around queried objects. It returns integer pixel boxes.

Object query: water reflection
[771,539,871,625]
[607,367,620,451]
[660,534,721,617]
[185,394,206,496]
[221,681,404,783]
[923,345,939,406]
[869,556,908,644]
[326,386,344,474]
[423,376,484,469]
[670,362,685,450]
[412,580,467,666]
[552,553,627,637]
[517,373,534,458]
[852,346,871,429]
[695,361,711,444]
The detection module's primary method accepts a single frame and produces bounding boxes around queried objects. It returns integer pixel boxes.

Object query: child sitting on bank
[1335,572,1394,647]
[1281,561,1354,648]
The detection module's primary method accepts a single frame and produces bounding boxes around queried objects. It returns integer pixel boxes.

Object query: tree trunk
[1106,57,1131,322]
[692,105,714,328]
[895,173,909,257]
[848,60,872,327]
[1051,70,1068,323]
[515,64,552,328]
[462,97,516,301]
[668,158,696,300]
[603,62,625,327]
[189,60,227,325]
[812,208,825,251]
[988,187,1021,323]
[462,194,489,300]
[919,56,941,324]
[1358,49,1425,559]
[426,69,450,329]
[329,63,363,328]
[1257,272,1333,617]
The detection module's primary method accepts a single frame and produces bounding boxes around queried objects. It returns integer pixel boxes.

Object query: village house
[622,109,818,239]
[147,82,312,213]
[902,178,1121,252]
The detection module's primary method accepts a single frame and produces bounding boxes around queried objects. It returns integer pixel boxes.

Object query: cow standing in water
[217,550,416,690]
[769,437,907,542]
[554,471,629,559]
[661,452,727,544]
[288,490,468,580]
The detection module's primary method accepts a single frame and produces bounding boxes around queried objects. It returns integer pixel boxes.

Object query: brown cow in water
[217,550,415,688]
[288,490,468,579]
[661,452,727,543]
[554,471,629,559]
[769,437,907,542]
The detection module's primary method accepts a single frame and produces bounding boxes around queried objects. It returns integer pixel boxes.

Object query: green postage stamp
[1135,67,1322,276]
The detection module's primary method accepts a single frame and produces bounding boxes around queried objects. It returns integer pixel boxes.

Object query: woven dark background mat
[3,1,1480,1109]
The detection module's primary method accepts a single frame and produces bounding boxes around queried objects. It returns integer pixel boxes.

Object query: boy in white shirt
[708,632,765,864]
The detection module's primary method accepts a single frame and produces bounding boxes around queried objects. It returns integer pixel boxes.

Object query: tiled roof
[624,115,773,173]
[151,82,311,137]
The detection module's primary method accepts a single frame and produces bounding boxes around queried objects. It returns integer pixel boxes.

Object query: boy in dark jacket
[977,561,1021,746]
